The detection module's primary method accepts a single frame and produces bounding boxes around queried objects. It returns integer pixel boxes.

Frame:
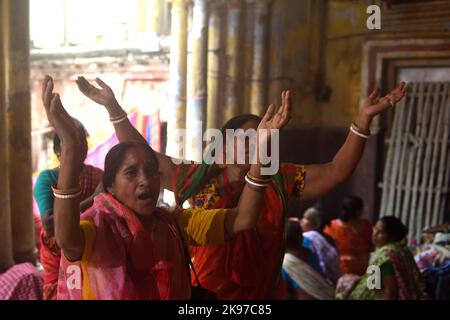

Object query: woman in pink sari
[41,75,290,300]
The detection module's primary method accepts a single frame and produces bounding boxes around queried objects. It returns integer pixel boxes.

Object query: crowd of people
[1,74,448,300]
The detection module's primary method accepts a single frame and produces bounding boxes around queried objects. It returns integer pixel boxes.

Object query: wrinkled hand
[76,76,117,107]
[361,82,407,119]
[41,75,78,144]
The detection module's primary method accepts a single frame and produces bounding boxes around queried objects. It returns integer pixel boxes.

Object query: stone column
[223,0,243,121]
[249,0,271,116]
[5,0,35,264]
[186,0,209,162]
[167,0,189,158]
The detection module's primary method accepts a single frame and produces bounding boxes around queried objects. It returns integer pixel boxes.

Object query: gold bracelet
[246,172,272,184]
[51,184,82,196]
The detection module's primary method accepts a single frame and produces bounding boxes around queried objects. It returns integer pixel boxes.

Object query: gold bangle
[51,184,82,196]
[246,172,272,184]
[351,122,370,136]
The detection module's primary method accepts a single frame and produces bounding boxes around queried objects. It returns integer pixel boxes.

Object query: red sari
[324,219,373,276]
[172,163,306,299]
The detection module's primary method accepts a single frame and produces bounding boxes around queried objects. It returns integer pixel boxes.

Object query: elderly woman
[336,216,426,300]
[300,207,341,284]
[74,75,407,299]
[41,75,289,300]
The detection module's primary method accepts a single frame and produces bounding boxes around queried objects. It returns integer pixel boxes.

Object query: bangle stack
[109,112,128,124]
[350,122,370,139]
[245,172,272,190]
[52,184,82,199]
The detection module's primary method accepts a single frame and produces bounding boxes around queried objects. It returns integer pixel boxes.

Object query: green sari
[346,241,425,300]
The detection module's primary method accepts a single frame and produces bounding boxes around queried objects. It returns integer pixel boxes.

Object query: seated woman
[33,120,103,300]
[281,220,335,300]
[324,195,373,275]
[300,207,341,284]
[336,216,426,300]
[40,75,288,300]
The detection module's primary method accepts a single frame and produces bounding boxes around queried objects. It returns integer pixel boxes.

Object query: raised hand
[258,90,292,132]
[76,76,117,108]
[361,82,407,119]
[41,75,78,144]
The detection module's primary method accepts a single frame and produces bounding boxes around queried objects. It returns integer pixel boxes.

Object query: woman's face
[372,221,390,247]
[300,210,318,232]
[223,119,259,171]
[107,145,160,216]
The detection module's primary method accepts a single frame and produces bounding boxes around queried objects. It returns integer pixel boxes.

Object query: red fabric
[324,219,373,276]
[57,193,190,300]
[174,163,305,299]
[0,263,43,300]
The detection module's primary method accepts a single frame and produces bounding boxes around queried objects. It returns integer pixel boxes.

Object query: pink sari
[57,193,190,300]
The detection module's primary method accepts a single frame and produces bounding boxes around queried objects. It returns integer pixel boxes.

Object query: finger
[43,77,54,108]
[282,90,292,120]
[368,87,380,101]
[41,75,50,104]
[95,77,110,90]
[262,104,276,123]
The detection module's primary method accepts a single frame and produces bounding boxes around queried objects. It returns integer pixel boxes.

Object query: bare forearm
[54,144,84,260]
[227,164,267,234]
[106,100,176,190]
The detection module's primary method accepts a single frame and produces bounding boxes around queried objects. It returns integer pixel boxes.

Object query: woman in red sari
[324,195,373,275]
[75,76,407,299]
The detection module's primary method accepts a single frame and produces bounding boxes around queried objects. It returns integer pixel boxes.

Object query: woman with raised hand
[42,75,287,300]
[75,76,407,299]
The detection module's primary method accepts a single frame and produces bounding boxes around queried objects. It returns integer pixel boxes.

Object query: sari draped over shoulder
[282,252,335,300]
[172,163,307,300]
[324,219,373,276]
[57,193,190,300]
[303,231,341,284]
[347,241,426,300]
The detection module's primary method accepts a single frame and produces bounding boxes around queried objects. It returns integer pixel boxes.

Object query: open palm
[76,76,116,107]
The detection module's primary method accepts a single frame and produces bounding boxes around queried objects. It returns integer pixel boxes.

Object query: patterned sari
[34,164,103,300]
[57,193,228,300]
[172,163,307,299]
[344,241,425,300]
[324,219,373,276]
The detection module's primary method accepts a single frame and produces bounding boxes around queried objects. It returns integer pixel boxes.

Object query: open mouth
[137,192,153,201]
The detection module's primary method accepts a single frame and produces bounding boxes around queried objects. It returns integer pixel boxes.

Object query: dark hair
[379,216,408,242]
[304,206,331,231]
[53,118,89,162]
[286,220,303,250]
[340,195,364,222]
[102,141,158,190]
[178,114,261,204]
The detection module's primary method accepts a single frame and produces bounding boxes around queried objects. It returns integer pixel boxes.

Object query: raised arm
[301,83,407,201]
[42,75,85,261]
[225,91,292,235]
[76,76,176,191]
